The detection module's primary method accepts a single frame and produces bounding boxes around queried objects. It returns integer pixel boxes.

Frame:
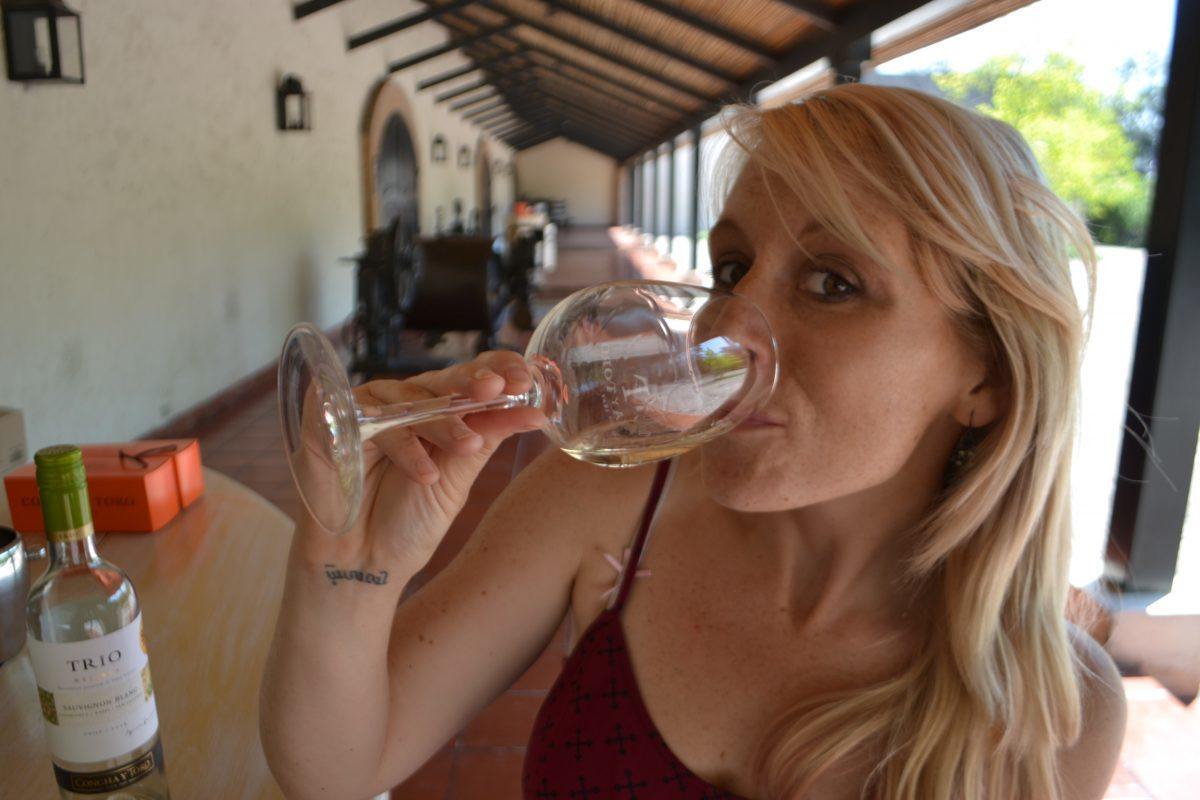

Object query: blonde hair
[716,84,1098,799]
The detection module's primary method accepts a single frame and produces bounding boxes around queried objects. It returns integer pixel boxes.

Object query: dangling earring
[944,410,980,486]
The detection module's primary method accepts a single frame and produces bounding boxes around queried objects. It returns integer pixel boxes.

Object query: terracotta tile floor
[181,228,1197,799]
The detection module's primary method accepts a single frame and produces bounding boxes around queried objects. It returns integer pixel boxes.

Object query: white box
[0,408,27,476]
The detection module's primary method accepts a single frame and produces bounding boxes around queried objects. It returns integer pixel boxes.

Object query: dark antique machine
[346,214,537,378]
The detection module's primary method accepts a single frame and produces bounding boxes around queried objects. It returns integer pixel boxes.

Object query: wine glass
[279,280,778,534]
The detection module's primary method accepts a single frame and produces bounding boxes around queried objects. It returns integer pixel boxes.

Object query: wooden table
[0,468,294,800]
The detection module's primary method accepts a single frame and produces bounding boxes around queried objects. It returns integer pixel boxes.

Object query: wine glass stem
[355,380,543,441]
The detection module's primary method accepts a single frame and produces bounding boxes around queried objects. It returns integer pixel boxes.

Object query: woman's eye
[803,268,858,301]
[713,260,748,289]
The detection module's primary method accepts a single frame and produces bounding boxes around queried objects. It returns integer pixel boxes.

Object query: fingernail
[417,458,438,475]
[505,368,528,383]
[453,424,478,441]
[473,368,498,381]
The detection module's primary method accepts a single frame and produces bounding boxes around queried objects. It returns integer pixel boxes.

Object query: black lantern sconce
[431,134,447,163]
[276,74,310,131]
[2,0,84,83]
[457,145,471,169]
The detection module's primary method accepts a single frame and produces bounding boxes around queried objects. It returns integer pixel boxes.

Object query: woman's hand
[293,350,549,571]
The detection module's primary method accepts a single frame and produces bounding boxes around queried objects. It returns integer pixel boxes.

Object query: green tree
[934,54,1150,246]
[1112,54,1165,178]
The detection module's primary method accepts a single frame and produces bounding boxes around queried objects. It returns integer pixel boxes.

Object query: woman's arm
[258,527,424,799]
[259,446,651,799]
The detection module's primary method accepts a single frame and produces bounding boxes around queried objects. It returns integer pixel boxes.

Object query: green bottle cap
[35,445,87,491]
[34,445,93,539]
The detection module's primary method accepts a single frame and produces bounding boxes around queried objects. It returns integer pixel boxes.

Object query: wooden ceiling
[294,0,935,159]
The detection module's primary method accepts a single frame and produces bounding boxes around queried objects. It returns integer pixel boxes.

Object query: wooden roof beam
[483,57,668,128]
[435,78,490,103]
[495,107,558,128]
[485,113,530,130]
[493,111,558,136]
[526,97,653,147]
[511,128,562,151]
[561,130,628,160]
[489,118,542,138]
[474,105,518,125]
[527,63,679,118]
[417,48,524,90]
[475,2,713,102]
[560,118,646,151]
[624,0,776,59]
[519,45,693,114]
[438,15,696,113]
[293,0,347,20]
[483,103,556,131]
[645,0,931,152]
[490,75,661,142]
[387,21,517,73]
[499,95,636,146]
[530,77,667,130]
[348,0,480,50]
[776,1,837,30]
[541,0,740,84]
[417,62,479,91]
[463,98,509,119]
[529,66,672,127]
[450,89,499,111]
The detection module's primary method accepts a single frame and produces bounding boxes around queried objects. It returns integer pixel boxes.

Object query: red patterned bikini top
[523,457,751,800]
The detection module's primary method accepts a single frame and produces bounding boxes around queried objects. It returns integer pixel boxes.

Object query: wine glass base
[279,323,364,535]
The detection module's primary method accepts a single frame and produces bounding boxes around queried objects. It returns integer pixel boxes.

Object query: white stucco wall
[0,0,513,452]
[514,138,617,226]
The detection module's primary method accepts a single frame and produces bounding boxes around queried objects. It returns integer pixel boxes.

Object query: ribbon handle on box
[118,444,178,469]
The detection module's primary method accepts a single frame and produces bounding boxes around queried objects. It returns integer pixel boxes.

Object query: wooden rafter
[541,0,740,84]
[435,78,490,103]
[348,0,480,50]
[387,21,517,73]
[293,0,347,20]
[623,0,776,59]
[776,1,837,29]
[475,2,713,102]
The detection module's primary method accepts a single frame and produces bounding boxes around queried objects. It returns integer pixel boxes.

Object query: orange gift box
[3,439,204,533]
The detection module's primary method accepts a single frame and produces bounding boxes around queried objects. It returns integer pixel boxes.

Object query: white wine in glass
[279,280,778,534]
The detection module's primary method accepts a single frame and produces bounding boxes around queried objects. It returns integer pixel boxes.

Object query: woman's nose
[727,272,779,352]
[701,284,779,393]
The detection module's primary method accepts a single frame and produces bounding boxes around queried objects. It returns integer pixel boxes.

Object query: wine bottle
[25,445,170,799]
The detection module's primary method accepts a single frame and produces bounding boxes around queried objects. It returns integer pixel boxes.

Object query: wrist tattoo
[323,564,390,587]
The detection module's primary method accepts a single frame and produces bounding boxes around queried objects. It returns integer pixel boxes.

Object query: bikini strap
[611,457,674,612]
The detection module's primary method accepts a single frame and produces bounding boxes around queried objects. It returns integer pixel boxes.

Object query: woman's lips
[734,413,784,431]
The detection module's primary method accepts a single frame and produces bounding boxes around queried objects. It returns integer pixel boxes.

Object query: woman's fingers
[354,381,445,481]
[406,351,533,400]
[347,351,546,474]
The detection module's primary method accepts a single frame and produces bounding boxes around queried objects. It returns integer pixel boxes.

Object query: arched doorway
[376,113,418,235]
[360,77,422,234]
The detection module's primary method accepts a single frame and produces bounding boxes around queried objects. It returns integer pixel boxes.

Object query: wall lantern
[276,73,310,131]
[431,134,447,163]
[2,0,84,83]
[457,145,471,169]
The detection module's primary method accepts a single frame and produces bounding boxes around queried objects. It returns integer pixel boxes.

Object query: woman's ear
[954,370,1008,428]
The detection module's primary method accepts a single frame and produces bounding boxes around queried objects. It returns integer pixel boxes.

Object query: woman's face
[700,165,996,513]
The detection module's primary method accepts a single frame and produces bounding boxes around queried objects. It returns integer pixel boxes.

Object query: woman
[260,84,1126,800]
